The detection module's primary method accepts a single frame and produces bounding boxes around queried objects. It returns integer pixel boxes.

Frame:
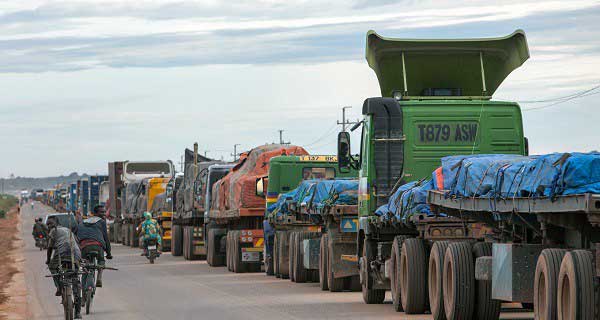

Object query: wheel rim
[536,270,547,319]
[443,257,455,313]
[559,273,572,320]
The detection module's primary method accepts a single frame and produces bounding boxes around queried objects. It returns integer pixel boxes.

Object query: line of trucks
[98,30,598,320]
[37,175,109,216]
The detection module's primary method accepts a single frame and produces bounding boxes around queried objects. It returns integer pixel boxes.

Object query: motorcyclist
[138,212,162,256]
[32,218,49,239]
[46,216,82,319]
[76,205,112,287]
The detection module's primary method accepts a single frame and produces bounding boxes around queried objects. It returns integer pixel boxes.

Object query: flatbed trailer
[427,190,600,319]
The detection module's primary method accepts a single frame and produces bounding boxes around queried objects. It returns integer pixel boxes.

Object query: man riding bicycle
[46,216,82,319]
[76,205,112,287]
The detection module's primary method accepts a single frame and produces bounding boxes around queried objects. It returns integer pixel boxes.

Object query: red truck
[206,144,308,273]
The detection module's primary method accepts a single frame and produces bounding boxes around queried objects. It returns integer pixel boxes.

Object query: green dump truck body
[350,30,530,219]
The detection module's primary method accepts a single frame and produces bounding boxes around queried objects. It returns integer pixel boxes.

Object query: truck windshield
[126,163,171,175]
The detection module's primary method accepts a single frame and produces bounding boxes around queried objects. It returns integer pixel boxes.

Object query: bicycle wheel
[85,290,92,315]
[63,286,74,320]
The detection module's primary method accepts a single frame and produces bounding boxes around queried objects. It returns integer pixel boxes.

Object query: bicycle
[81,253,118,315]
[47,262,82,320]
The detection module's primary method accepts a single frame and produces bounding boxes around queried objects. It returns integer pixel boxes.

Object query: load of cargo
[375,152,600,221]
[267,179,358,218]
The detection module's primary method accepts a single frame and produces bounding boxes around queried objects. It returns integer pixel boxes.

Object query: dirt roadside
[0,206,29,320]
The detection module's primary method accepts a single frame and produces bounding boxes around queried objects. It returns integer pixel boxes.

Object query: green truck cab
[262,155,358,276]
[337,30,529,306]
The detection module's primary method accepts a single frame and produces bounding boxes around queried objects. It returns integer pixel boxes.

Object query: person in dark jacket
[32,217,49,238]
[77,205,112,287]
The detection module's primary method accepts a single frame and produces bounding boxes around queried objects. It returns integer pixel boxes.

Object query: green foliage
[0,194,18,215]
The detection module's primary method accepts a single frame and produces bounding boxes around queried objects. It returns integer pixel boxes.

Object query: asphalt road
[21,203,533,320]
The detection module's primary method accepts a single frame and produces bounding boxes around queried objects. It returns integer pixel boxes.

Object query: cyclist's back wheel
[85,290,92,314]
[63,286,74,320]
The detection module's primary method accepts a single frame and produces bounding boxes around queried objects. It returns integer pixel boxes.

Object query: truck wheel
[535,248,566,320]
[130,224,137,247]
[472,242,500,320]
[289,232,297,282]
[232,231,247,273]
[274,232,280,278]
[400,238,428,314]
[361,238,385,304]
[122,224,129,246]
[182,226,189,260]
[171,225,183,256]
[557,250,595,320]
[347,275,361,292]
[443,242,475,320]
[278,231,290,279]
[328,235,345,292]
[390,236,403,312]
[429,241,450,320]
[319,234,329,291]
[207,228,223,266]
[226,232,232,271]
[265,244,274,276]
[293,232,309,283]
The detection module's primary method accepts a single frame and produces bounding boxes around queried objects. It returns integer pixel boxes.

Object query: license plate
[148,245,157,250]
[241,251,260,262]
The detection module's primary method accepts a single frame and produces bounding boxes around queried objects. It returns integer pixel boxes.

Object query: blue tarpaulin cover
[375,152,600,221]
[268,179,358,217]
[442,152,600,198]
[375,179,434,221]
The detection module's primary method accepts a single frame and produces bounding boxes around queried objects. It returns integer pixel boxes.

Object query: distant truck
[172,144,229,260]
[87,175,108,214]
[261,155,359,291]
[107,161,124,243]
[120,161,175,248]
[77,180,89,216]
[206,144,308,273]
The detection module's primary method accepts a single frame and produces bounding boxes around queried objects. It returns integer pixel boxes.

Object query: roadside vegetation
[0,194,19,310]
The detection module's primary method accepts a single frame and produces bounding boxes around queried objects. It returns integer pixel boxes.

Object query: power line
[303,123,339,148]
[523,90,600,112]
[518,84,600,104]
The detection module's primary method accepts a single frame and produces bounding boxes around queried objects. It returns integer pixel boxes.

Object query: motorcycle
[35,234,48,251]
[144,238,159,264]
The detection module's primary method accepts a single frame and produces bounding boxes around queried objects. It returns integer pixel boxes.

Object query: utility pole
[278,130,290,145]
[232,144,241,161]
[337,106,358,131]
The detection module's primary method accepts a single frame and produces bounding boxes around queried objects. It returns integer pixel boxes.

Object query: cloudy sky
[0,0,599,177]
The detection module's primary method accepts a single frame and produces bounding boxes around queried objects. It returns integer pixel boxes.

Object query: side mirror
[337,131,352,173]
[256,177,266,197]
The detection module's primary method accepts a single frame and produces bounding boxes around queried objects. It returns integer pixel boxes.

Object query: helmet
[143,212,152,220]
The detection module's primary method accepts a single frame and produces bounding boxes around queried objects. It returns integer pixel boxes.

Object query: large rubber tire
[274,232,280,278]
[293,232,312,283]
[443,242,475,320]
[361,238,386,304]
[265,238,274,276]
[278,231,290,279]
[429,241,450,320]
[171,224,183,257]
[472,242,501,320]
[123,224,130,246]
[207,228,223,266]
[534,249,567,320]
[319,234,329,291]
[390,236,403,312]
[226,232,232,272]
[289,232,297,282]
[327,234,345,292]
[131,224,139,248]
[231,231,247,273]
[400,238,428,314]
[557,250,595,320]
[182,227,189,259]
